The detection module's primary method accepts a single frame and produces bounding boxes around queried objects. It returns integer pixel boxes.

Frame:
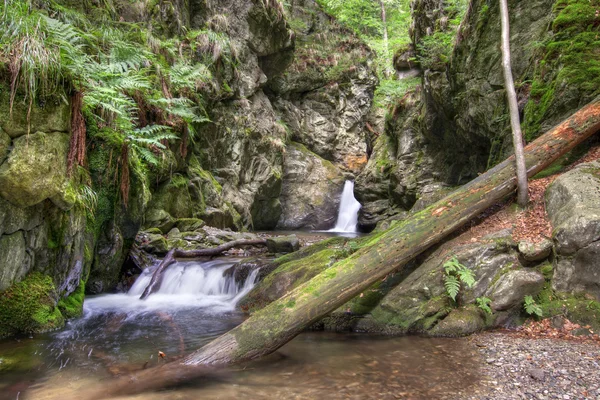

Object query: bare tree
[499,0,528,206]
[380,0,393,77]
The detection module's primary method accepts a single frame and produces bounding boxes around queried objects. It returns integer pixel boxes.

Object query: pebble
[454,332,600,400]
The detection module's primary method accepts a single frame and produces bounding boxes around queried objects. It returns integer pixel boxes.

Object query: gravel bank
[453,331,600,400]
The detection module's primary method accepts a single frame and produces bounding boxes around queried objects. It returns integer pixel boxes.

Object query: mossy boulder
[429,306,488,337]
[0,131,69,208]
[0,273,64,338]
[266,235,300,254]
[0,92,70,138]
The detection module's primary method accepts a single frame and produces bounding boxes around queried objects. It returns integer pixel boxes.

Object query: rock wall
[0,98,93,337]
[355,0,598,230]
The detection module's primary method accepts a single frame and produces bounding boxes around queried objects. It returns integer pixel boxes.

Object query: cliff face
[0,0,377,336]
[355,0,600,230]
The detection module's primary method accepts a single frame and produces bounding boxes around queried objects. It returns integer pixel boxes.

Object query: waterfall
[329,180,362,233]
[83,259,260,315]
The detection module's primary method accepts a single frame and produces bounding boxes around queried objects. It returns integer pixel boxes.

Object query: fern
[524,295,543,317]
[444,275,460,301]
[457,268,476,288]
[443,256,477,302]
[476,297,493,315]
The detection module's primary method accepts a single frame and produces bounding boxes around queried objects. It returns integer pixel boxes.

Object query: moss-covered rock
[266,235,300,254]
[0,273,64,338]
[429,306,488,337]
[0,91,70,138]
[0,131,69,208]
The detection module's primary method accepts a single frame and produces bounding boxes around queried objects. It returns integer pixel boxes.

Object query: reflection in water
[0,258,481,400]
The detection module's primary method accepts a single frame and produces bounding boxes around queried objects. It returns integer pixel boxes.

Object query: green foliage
[443,256,476,301]
[476,297,493,315]
[0,0,217,205]
[373,77,420,108]
[314,0,412,77]
[57,280,86,319]
[417,31,455,70]
[524,295,543,317]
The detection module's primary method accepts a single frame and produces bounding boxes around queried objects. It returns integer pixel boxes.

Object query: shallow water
[0,258,482,400]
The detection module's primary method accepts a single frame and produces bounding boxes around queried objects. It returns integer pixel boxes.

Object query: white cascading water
[329,180,362,233]
[83,259,259,315]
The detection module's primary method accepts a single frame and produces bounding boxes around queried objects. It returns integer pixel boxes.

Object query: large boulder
[0,131,70,208]
[276,143,345,230]
[546,161,600,299]
[489,270,545,311]
[0,93,70,138]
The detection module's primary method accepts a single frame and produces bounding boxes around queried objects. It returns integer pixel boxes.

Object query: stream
[0,257,482,400]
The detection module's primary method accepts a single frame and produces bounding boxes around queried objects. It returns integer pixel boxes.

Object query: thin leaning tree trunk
[83,99,600,400]
[500,0,529,206]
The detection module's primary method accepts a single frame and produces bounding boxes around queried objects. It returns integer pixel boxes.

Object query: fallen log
[83,99,600,399]
[139,239,267,300]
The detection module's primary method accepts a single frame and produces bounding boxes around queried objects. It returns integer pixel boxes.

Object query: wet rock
[518,239,553,262]
[546,161,600,299]
[277,143,345,230]
[0,132,70,208]
[266,235,300,254]
[489,270,545,311]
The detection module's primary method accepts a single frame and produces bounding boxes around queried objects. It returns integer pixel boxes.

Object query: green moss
[523,0,600,140]
[0,273,65,338]
[57,280,86,319]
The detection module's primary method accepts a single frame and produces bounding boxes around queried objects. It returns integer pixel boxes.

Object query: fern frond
[444,275,460,301]
[457,267,476,288]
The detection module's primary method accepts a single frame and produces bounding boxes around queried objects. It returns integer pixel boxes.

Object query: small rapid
[27,258,261,374]
[329,180,362,233]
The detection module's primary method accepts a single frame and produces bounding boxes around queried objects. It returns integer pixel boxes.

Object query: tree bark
[500,0,529,207]
[139,239,267,300]
[380,0,392,78]
[83,99,600,399]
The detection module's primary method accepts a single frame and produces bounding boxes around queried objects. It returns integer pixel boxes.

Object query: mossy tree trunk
[84,100,600,399]
[500,0,529,207]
